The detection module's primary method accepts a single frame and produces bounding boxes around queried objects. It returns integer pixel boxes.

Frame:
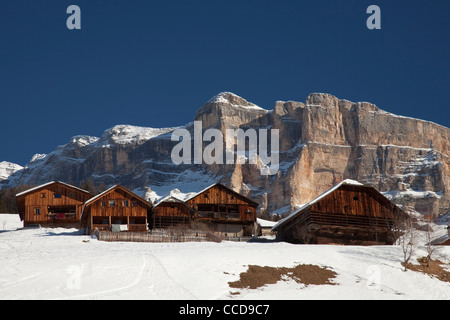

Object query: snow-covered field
[0,214,449,300]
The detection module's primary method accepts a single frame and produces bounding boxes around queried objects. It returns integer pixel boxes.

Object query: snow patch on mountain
[0,161,23,182]
[102,125,179,146]
[207,92,267,111]
[70,135,100,147]
[30,154,47,163]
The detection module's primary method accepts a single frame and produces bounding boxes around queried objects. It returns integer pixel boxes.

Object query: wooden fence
[96,228,252,243]
[97,228,217,243]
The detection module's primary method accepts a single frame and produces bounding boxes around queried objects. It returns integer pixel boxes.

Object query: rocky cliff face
[2,92,449,217]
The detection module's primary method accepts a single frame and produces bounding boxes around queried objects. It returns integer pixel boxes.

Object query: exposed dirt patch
[228,264,338,290]
[405,257,450,283]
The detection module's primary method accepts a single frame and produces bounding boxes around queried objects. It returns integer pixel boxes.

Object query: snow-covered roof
[272,179,364,231]
[153,194,190,207]
[183,182,222,202]
[257,218,277,228]
[81,185,152,220]
[16,181,91,197]
[83,185,118,207]
[183,182,258,205]
[430,234,450,246]
[83,185,152,207]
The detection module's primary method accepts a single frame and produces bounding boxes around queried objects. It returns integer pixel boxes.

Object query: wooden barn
[81,185,152,234]
[272,179,407,245]
[152,195,196,229]
[183,183,258,237]
[16,181,94,228]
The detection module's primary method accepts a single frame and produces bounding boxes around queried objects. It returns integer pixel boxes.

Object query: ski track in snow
[63,253,198,300]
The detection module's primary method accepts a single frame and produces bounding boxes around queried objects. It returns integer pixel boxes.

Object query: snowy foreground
[0,214,449,300]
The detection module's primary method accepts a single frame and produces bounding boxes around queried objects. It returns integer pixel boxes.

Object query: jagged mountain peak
[205,92,267,111]
[195,92,269,129]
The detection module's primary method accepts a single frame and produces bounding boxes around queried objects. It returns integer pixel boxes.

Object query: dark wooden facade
[273,180,406,245]
[16,181,94,228]
[152,196,195,229]
[81,185,152,234]
[186,183,257,237]
[186,184,257,222]
[151,183,258,237]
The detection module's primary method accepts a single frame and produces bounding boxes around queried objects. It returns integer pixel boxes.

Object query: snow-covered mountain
[1,92,449,217]
[0,161,23,182]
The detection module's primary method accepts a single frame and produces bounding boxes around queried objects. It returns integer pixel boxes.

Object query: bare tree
[424,222,437,268]
[398,218,416,272]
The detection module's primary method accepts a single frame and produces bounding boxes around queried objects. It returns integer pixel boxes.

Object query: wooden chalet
[272,179,407,245]
[183,183,258,237]
[152,195,196,229]
[81,185,152,234]
[16,181,94,228]
[257,218,277,237]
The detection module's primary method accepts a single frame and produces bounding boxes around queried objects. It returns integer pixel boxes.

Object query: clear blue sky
[1,0,449,166]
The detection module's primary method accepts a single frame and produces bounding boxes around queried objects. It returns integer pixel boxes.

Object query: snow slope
[0,214,449,300]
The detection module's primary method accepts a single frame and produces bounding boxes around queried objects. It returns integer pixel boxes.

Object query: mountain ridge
[2,92,449,218]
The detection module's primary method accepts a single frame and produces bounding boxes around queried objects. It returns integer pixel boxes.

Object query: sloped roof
[81,185,152,219]
[430,231,450,246]
[185,182,258,206]
[272,179,398,231]
[16,181,92,197]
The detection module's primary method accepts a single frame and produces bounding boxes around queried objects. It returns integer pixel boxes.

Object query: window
[34,208,41,215]
[131,202,137,207]
[109,200,115,207]
[197,204,214,218]
[226,206,240,219]
[93,216,109,225]
[54,194,62,199]
[122,200,129,207]
[131,217,146,225]
[101,201,106,207]
[40,193,46,198]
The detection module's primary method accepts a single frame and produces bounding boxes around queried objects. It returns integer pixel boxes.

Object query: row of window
[33,208,76,216]
[92,216,146,225]
[40,193,68,199]
[101,199,138,208]
[32,199,138,215]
